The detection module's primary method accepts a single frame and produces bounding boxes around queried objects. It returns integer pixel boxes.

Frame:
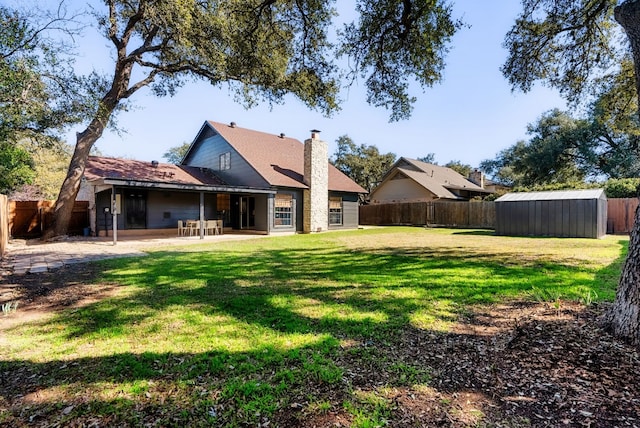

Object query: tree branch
[122,69,159,99]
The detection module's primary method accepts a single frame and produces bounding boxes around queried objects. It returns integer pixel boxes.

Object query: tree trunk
[615,0,640,111]
[603,203,640,344]
[42,122,108,239]
[602,0,640,344]
[42,59,133,239]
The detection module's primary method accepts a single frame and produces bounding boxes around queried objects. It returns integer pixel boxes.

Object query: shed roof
[496,189,606,202]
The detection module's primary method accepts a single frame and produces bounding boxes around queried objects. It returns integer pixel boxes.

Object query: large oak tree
[503,0,640,344]
[43,0,462,238]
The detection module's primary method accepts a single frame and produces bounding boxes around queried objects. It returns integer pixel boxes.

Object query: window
[274,194,293,227]
[329,197,343,225]
[219,152,231,170]
[217,193,230,211]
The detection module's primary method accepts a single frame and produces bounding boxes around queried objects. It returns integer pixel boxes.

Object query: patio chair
[205,220,218,235]
[186,220,199,236]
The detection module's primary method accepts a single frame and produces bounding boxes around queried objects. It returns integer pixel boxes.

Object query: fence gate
[9,200,89,238]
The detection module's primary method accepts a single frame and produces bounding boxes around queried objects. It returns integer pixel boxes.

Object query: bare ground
[1,264,639,427]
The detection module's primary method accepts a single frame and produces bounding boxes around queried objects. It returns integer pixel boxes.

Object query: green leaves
[162,142,191,164]
[339,0,463,121]
[0,142,35,194]
[0,6,87,146]
[502,0,619,104]
[330,135,396,196]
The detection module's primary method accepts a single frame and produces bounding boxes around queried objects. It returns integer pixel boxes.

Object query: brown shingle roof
[85,156,226,187]
[372,157,489,201]
[207,121,366,193]
[402,158,488,194]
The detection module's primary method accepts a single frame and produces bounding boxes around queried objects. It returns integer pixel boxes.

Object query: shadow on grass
[44,243,617,340]
[451,230,496,236]
[0,235,629,426]
[7,235,621,342]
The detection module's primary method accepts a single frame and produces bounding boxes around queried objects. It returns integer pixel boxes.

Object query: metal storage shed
[495,189,607,238]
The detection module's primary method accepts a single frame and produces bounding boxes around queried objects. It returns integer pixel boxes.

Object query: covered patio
[81,157,278,244]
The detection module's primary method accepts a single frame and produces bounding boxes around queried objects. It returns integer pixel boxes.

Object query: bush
[604,178,640,198]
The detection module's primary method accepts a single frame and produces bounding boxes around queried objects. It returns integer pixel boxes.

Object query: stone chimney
[303,130,328,233]
[468,169,484,188]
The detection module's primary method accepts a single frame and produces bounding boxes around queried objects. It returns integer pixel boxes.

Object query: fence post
[0,195,7,259]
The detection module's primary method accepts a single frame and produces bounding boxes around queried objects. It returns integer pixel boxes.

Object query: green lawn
[0,227,628,426]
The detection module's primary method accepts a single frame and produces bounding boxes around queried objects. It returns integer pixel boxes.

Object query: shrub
[604,178,640,199]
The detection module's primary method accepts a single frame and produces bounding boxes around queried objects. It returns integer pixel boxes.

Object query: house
[81,121,366,237]
[368,158,491,204]
[467,169,510,194]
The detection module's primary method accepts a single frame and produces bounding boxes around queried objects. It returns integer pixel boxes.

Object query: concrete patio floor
[0,232,268,276]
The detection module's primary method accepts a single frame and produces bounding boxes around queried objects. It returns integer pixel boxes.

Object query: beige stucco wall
[370,178,435,204]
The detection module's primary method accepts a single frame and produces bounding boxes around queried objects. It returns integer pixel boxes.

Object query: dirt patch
[389,301,640,427]
[272,301,640,427]
[0,263,122,331]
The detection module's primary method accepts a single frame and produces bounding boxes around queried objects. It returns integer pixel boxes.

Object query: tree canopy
[34,0,463,237]
[480,109,590,187]
[417,153,437,164]
[0,6,85,147]
[162,142,191,164]
[0,142,35,194]
[330,135,396,199]
[443,160,473,178]
[502,0,621,105]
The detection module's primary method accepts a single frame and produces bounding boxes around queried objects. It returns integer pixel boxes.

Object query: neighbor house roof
[205,121,366,193]
[374,157,490,200]
[496,189,606,202]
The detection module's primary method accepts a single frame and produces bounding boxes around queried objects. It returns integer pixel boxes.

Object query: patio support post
[112,186,118,245]
[267,194,273,234]
[199,192,205,239]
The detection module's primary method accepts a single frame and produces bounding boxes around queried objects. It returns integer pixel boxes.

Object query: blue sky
[58,0,566,167]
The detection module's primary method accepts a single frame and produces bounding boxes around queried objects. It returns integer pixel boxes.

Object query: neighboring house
[369,158,491,204]
[81,121,366,236]
[467,169,510,194]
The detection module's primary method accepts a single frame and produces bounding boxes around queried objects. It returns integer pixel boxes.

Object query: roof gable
[200,121,365,193]
[374,157,488,200]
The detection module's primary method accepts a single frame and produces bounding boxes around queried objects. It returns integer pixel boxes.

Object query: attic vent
[151,160,159,168]
[279,133,285,138]
[230,121,236,128]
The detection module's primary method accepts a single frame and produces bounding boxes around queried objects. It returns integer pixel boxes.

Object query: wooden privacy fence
[359,201,496,229]
[0,195,8,259]
[359,198,639,234]
[607,198,638,234]
[9,200,90,238]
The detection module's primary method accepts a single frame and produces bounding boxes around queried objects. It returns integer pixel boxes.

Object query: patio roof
[84,156,275,194]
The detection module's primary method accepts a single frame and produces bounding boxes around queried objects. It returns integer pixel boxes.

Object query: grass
[0,227,628,426]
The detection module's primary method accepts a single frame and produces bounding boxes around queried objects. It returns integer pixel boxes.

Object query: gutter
[88,178,277,195]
